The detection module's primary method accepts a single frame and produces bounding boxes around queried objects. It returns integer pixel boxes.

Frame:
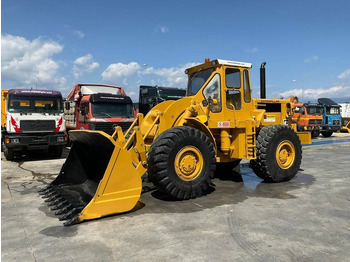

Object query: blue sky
[2,0,350,102]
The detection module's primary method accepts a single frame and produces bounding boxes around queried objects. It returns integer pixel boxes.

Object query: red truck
[64,84,136,135]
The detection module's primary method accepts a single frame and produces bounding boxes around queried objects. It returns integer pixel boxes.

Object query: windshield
[91,102,134,118]
[306,106,323,115]
[8,94,63,114]
[158,88,186,100]
[326,107,340,115]
[187,68,214,96]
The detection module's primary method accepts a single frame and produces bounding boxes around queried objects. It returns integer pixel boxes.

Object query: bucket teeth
[38,185,51,194]
[44,194,61,202]
[47,197,65,206]
[63,214,81,227]
[39,188,54,196]
[54,203,74,215]
[50,200,69,211]
[59,207,82,221]
[42,190,58,199]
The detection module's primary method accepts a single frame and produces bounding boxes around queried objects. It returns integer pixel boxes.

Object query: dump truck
[317,98,341,137]
[139,85,186,115]
[291,100,323,138]
[2,89,67,160]
[64,84,136,135]
[40,58,310,226]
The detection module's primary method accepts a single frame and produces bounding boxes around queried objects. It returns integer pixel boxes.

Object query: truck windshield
[8,94,63,114]
[306,106,323,115]
[91,103,134,118]
[158,88,186,100]
[187,68,214,96]
[326,107,340,115]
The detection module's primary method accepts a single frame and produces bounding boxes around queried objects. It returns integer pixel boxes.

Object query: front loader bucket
[39,130,142,226]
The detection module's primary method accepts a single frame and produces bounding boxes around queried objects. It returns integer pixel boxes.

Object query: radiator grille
[20,120,55,131]
[309,119,322,125]
[92,122,132,134]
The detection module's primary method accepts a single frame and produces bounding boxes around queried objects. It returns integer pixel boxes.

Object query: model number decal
[218,121,230,127]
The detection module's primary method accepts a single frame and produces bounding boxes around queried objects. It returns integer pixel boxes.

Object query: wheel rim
[174,146,203,181]
[275,140,295,169]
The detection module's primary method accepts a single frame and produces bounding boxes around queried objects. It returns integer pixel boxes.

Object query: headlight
[11,138,20,143]
[57,137,64,142]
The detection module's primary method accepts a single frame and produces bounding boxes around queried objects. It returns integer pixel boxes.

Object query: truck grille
[332,119,340,126]
[92,122,133,134]
[20,120,56,132]
[309,119,322,125]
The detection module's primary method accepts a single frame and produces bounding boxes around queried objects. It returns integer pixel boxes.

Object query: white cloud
[154,25,169,34]
[304,56,319,63]
[72,54,99,79]
[279,86,350,100]
[1,34,66,89]
[140,62,197,87]
[338,69,350,80]
[102,62,141,83]
[73,30,85,38]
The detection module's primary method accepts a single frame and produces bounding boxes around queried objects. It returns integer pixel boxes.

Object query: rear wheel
[321,131,333,137]
[147,126,216,200]
[251,125,302,182]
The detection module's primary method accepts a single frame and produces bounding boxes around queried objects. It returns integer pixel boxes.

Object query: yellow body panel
[341,117,350,133]
[1,89,9,128]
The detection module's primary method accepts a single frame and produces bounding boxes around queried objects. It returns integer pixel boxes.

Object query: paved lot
[2,133,350,262]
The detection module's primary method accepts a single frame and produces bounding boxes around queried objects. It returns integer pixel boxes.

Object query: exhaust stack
[260,62,266,99]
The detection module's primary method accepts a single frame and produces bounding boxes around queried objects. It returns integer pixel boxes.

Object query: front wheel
[251,125,302,182]
[4,147,14,161]
[147,126,216,200]
[321,131,333,137]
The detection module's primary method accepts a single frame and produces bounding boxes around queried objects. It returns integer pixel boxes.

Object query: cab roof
[185,58,252,74]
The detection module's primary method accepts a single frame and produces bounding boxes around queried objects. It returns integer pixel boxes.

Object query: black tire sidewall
[265,126,302,182]
[148,126,215,199]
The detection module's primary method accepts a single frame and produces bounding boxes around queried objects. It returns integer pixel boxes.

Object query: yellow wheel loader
[40,58,310,226]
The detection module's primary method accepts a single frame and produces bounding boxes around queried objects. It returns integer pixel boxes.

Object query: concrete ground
[1,133,350,262]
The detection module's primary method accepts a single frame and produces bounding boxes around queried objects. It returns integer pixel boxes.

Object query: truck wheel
[321,131,333,137]
[49,145,63,157]
[251,125,302,182]
[311,129,320,138]
[147,126,216,200]
[4,148,14,161]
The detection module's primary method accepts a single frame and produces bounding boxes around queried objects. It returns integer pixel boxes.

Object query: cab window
[225,68,241,88]
[225,68,241,110]
[243,70,251,103]
[202,74,221,113]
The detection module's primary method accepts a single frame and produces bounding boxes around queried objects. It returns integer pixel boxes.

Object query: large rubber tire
[321,131,333,137]
[49,145,63,157]
[250,125,302,182]
[147,126,216,200]
[4,147,14,161]
[311,129,320,138]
